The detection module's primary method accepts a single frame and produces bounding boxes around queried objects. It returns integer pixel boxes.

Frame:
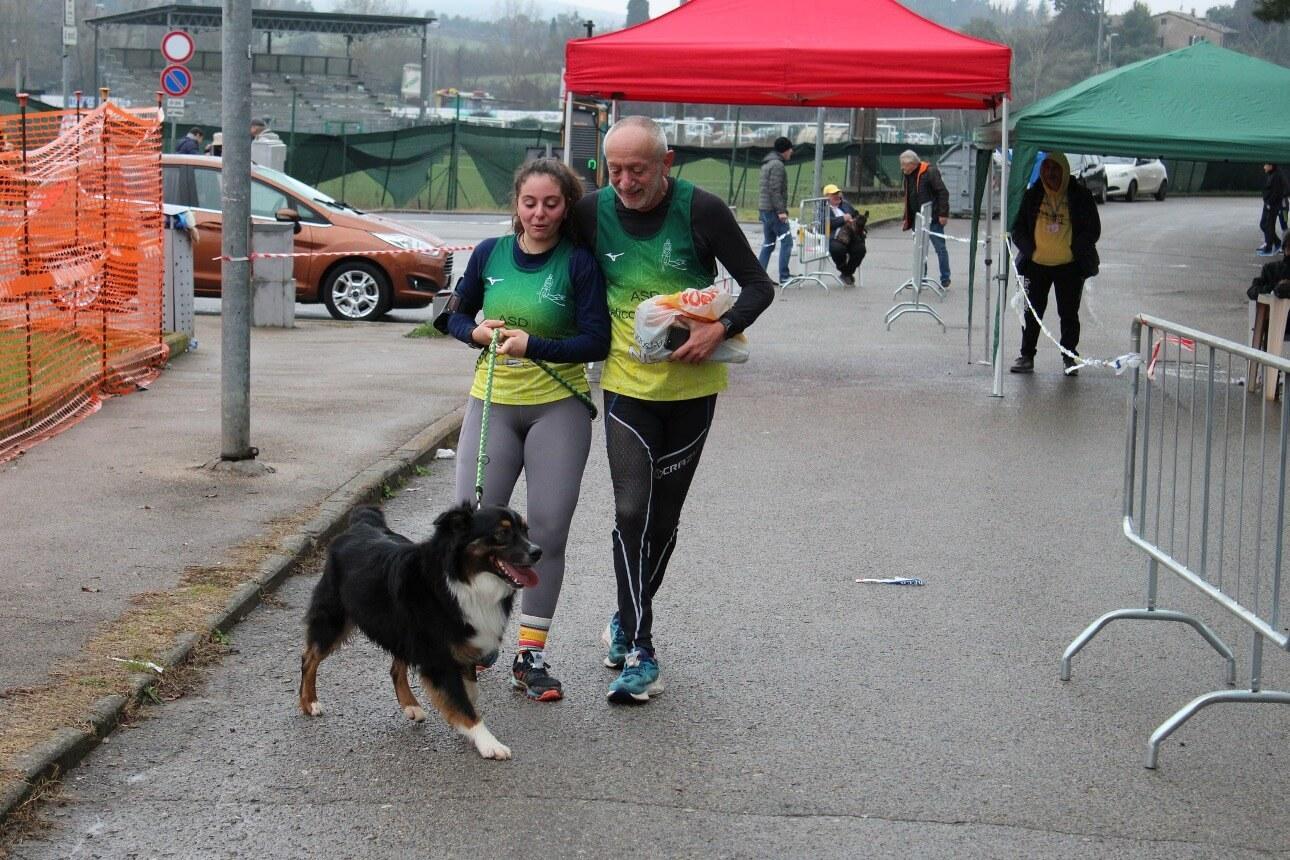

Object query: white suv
[1103,157,1169,202]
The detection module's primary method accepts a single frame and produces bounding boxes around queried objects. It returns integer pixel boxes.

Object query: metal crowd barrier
[781,196,841,292]
[884,203,945,331]
[1062,315,1290,768]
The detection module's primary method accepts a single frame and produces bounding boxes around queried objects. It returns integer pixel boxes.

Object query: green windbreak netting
[288,125,452,208]
[166,118,949,212]
[671,141,950,211]
[458,124,563,207]
[281,123,560,210]
[0,91,58,116]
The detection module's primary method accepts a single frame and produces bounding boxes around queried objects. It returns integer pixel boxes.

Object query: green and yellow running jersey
[594,180,726,401]
[469,236,588,406]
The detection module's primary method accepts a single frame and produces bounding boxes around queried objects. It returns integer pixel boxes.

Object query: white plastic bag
[630,285,749,364]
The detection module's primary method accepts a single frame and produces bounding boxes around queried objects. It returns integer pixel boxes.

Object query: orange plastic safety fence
[0,101,167,463]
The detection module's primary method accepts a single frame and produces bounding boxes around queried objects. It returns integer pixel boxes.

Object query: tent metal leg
[991,95,1010,398]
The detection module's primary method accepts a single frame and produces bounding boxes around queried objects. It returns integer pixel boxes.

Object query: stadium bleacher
[100,48,405,135]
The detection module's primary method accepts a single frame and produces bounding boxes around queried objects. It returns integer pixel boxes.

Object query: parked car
[1067,153,1108,204]
[161,154,452,321]
[1103,156,1169,202]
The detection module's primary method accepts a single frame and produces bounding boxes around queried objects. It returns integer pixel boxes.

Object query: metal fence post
[1061,314,1290,768]
[885,203,945,331]
[780,196,842,293]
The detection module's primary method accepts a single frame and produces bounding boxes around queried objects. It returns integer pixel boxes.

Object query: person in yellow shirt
[442,158,610,701]
[1009,152,1101,376]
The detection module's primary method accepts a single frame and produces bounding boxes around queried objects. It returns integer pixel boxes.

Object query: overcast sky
[353,0,1213,25]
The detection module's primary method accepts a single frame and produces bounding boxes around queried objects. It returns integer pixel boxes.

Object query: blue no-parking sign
[160,65,192,98]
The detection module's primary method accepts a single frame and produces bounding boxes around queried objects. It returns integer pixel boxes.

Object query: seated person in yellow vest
[571,116,776,704]
[443,158,610,702]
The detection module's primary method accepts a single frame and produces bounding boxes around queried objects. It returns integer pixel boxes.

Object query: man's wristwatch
[718,316,735,338]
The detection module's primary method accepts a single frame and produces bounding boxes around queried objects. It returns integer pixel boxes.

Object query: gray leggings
[455,395,592,620]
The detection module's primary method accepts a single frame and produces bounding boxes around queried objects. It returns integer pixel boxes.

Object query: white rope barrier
[1005,240,1140,376]
[761,218,802,250]
[214,245,472,263]
[915,222,986,246]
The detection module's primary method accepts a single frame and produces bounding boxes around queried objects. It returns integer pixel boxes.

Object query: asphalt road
[11,197,1288,859]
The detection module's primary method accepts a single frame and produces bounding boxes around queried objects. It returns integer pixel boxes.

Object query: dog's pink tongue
[500,561,539,588]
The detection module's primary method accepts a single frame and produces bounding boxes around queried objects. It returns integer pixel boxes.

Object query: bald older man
[572,116,774,704]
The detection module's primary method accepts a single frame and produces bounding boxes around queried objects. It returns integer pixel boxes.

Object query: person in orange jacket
[899,149,951,289]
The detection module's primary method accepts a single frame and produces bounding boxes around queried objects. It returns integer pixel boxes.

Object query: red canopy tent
[564,0,1016,389]
[563,0,1012,110]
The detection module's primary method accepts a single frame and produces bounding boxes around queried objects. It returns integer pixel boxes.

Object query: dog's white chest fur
[447,575,512,652]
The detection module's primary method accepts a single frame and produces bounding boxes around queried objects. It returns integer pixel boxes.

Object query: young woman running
[443,158,609,701]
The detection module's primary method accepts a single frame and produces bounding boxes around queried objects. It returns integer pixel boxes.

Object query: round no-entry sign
[161,65,192,97]
[160,30,194,64]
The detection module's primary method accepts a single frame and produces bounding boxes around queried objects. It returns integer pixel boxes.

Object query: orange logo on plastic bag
[654,285,729,322]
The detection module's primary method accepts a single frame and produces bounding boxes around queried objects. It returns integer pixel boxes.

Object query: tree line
[0,0,1285,118]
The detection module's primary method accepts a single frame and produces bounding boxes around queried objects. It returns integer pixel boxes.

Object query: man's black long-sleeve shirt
[572,180,775,336]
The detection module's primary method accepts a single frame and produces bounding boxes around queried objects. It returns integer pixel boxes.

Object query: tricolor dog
[298,503,540,760]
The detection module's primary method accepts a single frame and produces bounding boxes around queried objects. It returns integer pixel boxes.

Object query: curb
[0,405,466,829]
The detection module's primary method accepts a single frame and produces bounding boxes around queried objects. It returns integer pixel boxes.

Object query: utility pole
[427,19,440,122]
[219,0,258,466]
[418,21,428,122]
[812,107,826,201]
[62,0,76,108]
[285,75,297,174]
[1095,0,1105,69]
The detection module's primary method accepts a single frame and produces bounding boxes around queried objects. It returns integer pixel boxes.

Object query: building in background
[1151,11,1235,50]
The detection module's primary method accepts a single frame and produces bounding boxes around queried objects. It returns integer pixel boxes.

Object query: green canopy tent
[1006,41,1290,222]
[970,41,1290,392]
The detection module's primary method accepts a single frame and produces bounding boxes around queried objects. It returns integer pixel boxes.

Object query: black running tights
[605,392,717,654]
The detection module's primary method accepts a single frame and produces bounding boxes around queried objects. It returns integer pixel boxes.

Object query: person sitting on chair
[1247,243,1290,301]
[822,183,866,286]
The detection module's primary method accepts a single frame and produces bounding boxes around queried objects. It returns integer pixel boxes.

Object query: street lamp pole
[1095,0,1105,69]
[62,0,76,109]
[448,91,461,209]
[285,76,297,174]
[428,20,440,122]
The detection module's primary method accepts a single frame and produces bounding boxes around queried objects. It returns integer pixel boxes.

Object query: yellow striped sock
[517,621,549,652]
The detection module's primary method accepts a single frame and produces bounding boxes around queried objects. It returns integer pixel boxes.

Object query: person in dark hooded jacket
[1009,152,1101,376]
[1247,244,1290,301]
[1258,164,1288,256]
